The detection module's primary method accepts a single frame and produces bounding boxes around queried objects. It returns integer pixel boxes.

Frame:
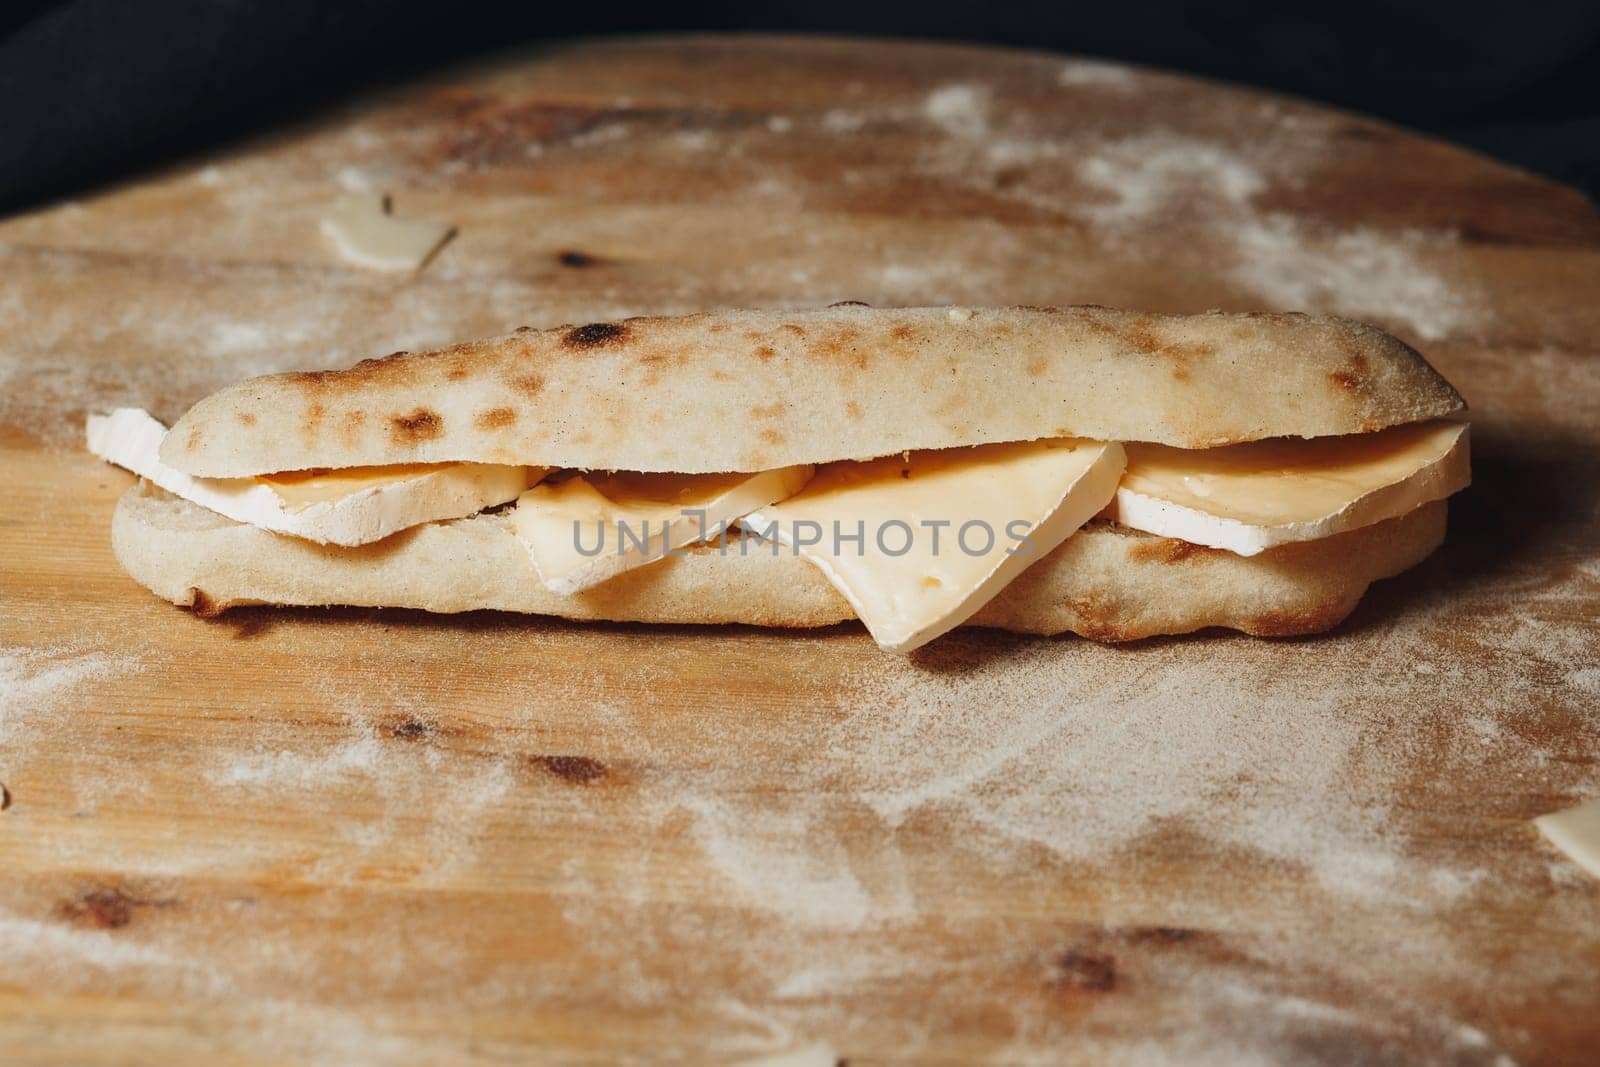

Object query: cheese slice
[511,466,814,594]
[1535,799,1600,880]
[86,408,532,546]
[321,193,454,272]
[1109,420,1469,556]
[743,439,1127,652]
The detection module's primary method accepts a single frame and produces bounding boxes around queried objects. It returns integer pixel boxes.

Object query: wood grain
[2,35,1598,1065]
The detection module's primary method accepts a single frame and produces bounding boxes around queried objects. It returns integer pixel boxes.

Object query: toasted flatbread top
[162,305,1465,476]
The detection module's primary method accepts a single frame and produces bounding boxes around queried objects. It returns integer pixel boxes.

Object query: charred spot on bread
[563,322,627,349]
[811,325,867,368]
[557,250,597,268]
[1327,353,1372,394]
[186,587,224,618]
[1126,537,1220,565]
[389,408,444,443]
[509,373,545,398]
[1245,601,1358,637]
[475,407,517,430]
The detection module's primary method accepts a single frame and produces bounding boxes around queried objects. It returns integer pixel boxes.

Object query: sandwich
[86,305,1470,652]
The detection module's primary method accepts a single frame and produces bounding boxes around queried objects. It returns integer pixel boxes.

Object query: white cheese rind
[321,193,454,272]
[511,466,814,594]
[1110,421,1470,556]
[1535,799,1600,880]
[744,439,1126,652]
[86,408,529,546]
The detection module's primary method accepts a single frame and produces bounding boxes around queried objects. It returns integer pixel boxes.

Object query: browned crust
[159,305,1467,478]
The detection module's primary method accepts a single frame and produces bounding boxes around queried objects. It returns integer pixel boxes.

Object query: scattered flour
[570,121,631,147]
[208,721,385,792]
[1069,131,1477,341]
[202,683,520,880]
[678,794,881,931]
[1562,666,1600,694]
[334,165,373,193]
[1229,217,1470,341]
[0,645,142,749]
[674,129,714,152]
[0,43,1583,1063]
[0,908,226,995]
[828,638,1415,902]
[1057,60,1142,91]
[820,109,866,135]
[923,84,991,140]
[205,320,271,358]
[1077,133,1267,223]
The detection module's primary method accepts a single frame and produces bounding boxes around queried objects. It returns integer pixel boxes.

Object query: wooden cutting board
[2,35,1598,1065]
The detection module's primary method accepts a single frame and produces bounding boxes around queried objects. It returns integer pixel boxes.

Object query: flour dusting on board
[0,645,142,749]
[923,84,991,140]
[1069,131,1476,341]
[834,641,1408,898]
[2,39,1591,1065]
[1057,60,1141,90]
[1077,133,1266,223]
[202,678,521,878]
[1231,217,1471,342]
[887,83,1482,342]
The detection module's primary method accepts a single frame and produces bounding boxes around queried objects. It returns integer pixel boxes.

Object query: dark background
[3,0,1598,215]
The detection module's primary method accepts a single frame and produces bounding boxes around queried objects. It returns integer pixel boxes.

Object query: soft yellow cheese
[1536,799,1600,880]
[1109,420,1469,555]
[511,465,814,594]
[259,463,462,507]
[86,408,532,546]
[743,439,1126,652]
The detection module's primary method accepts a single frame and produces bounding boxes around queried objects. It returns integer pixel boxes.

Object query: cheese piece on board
[87,408,531,546]
[1110,420,1469,555]
[1536,799,1600,879]
[744,439,1126,652]
[321,193,454,271]
[511,466,813,594]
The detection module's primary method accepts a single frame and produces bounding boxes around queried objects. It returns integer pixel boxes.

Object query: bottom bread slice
[111,483,1447,642]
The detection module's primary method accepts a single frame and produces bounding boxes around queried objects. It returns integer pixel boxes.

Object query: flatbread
[162,305,1466,478]
[111,484,1448,642]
